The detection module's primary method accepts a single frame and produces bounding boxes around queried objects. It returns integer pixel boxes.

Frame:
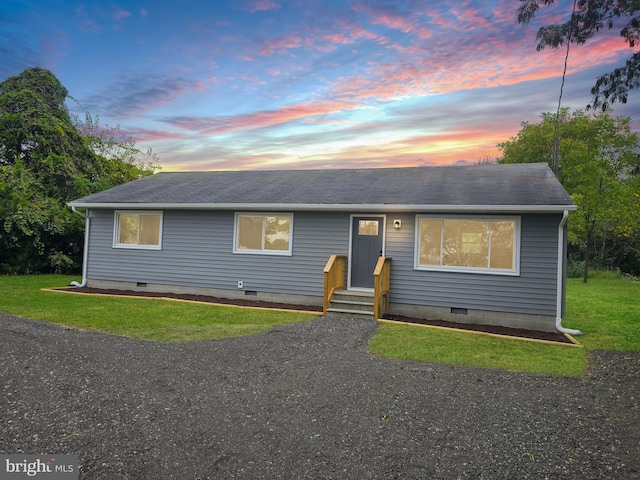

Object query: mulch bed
[54,287,575,345]
[53,287,324,312]
[381,314,575,344]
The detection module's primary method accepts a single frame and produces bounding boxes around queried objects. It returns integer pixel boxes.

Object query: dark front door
[351,216,383,288]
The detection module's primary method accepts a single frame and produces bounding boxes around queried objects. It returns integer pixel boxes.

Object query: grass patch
[0,275,318,343]
[369,325,587,376]
[564,277,640,351]
[369,277,640,377]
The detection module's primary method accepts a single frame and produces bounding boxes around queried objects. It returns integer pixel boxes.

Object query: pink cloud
[293,127,511,170]
[449,4,496,32]
[248,0,280,13]
[329,65,432,103]
[113,8,131,21]
[259,35,302,55]
[491,0,520,24]
[322,26,388,47]
[252,14,389,59]
[323,33,354,45]
[163,100,360,135]
[314,43,338,53]
[353,3,416,34]
[76,1,639,174]
[159,122,513,172]
[122,128,190,143]
[350,26,387,43]
[237,73,267,86]
[386,43,425,55]
[320,20,635,106]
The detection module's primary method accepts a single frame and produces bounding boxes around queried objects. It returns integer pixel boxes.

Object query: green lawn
[1,275,637,376]
[369,276,640,377]
[0,275,318,342]
[564,277,640,351]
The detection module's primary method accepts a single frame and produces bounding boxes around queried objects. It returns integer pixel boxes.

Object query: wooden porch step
[325,309,374,320]
[329,299,373,307]
[327,290,374,318]
[331,289,374,301]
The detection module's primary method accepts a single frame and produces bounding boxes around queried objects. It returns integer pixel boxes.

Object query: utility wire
[552,0,578,175]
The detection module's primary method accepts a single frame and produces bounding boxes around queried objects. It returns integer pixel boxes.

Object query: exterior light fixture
[393,219,402,229]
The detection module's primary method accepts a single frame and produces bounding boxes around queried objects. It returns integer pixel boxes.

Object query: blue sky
[2,0,638,171]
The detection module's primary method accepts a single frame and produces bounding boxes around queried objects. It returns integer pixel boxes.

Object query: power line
[552,0,578,175]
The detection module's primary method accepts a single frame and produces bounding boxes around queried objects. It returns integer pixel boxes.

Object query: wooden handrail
[323,254,346,314]
[373,256,391,321]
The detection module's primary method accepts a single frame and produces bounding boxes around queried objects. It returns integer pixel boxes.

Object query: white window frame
[233,212,294,256]
[113,210,163,250]
[414,215,521,276]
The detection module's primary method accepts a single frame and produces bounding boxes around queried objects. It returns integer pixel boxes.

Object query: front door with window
[350,216,384,289]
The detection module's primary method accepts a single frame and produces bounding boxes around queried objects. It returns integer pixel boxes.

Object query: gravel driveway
[1,312,639,479]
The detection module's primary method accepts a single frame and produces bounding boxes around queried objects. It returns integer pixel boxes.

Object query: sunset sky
[3,0,639,171]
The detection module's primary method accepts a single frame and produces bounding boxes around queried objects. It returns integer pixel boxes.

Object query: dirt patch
[54,287,576,344]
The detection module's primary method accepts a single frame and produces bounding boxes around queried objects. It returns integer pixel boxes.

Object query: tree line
[497,108,640,281]
[0,67,158,274]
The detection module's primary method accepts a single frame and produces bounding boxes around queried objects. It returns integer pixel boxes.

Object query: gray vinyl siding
[385,213,560,316]
[86,209,350,297]
[86,209,561,315]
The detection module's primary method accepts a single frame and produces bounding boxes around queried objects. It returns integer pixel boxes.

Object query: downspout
[70,206,89,288]
[556,210,582,335]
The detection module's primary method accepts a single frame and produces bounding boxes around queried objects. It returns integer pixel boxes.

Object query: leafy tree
[74,112,159,186]
[517,0,640,110]
[0,67,158,274]
[498,108,640,281]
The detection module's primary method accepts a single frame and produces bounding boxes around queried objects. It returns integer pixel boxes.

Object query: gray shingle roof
[69,163,575,212]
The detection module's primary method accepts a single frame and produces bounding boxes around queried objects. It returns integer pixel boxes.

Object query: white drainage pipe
[70,206,89,288]
[555,210,582,335]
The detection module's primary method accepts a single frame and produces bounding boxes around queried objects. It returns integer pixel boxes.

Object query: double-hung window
[234,213,293,255]
[415,216,519,275]
[113,211,163,250]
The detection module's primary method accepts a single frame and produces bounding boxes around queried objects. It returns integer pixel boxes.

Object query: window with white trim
[113,211,163,250]
[415,216,519,274]
[234,213,293,255]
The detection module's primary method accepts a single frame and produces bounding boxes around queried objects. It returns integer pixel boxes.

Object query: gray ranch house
[68,163,578,333]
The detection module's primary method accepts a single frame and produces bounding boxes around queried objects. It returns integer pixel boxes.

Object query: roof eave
[67,202,577,213]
